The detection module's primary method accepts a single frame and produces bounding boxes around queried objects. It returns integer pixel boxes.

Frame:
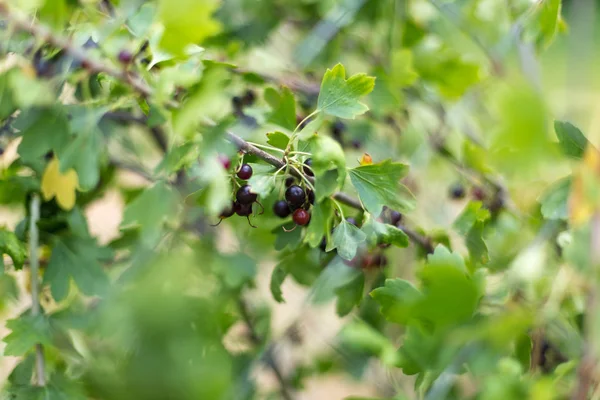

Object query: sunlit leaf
[41,158,79,211]
[317,64,376,119]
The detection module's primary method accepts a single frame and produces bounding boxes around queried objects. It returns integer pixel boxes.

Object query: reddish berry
[303,159,314,177]
[219,154,231,170]
[472,186,486,201]
[118,50,133,64]
[285,185,306,208]
[236,185,257,205]
[293,209,311,226]
[237,164,253,180]
[273,200,291,218]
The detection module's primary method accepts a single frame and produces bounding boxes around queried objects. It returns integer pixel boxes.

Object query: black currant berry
[220,202,235,219]
[232,96,243,110]
[118,50,133,64]
[346,217,358,227]
[389,210,402,226]
[234,201,252,216]
[319,237,328,252]
[351,140,362,149]
[242,89,256,106]
[303,158,314,177]
[449,183,466,200]
[372,254,388,268]
[219,154,231,170]
[236,185,257,205]
[285,185,306,208]
[285,177,295,187]
[293,209,311,226]
[273,200,291,218]
[237,164,253,180]
[331,120,345,137]
[307,189,315,205]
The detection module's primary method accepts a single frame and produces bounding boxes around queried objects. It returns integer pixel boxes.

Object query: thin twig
[29,194,46,386]
[238,298,294,400]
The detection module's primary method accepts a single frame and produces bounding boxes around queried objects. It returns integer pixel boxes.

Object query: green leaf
[335,273,365,317]
[265,87,296,131]
[121,181,179,245]
[58,106,106,190]
[371,246,483,330]
[310,135,346,185]
[9,69,54,107]
[391,49,418,86]
[466,220,489,265]
[370,279,422,325]
[305,199,334,247]
[537,0,562,48]
[349,160,414,215]
[453,201,490,236]
[158,0,221,56]
[3,314,53,356]
[0,229,27,271]
[272,223,303,251]
[16,107,70,164]
[266,131,290,150]
[270,266,287,303]
[539,177,571,220]
[247,164,277,197]
[554,121,589,159]
[317,64,376,119]
[296,112,325,141]
[215,253,256,289]
[44,236,110,301]
[362,218,409,248]
[0,72,17,120]
[328,220,367,260]
[314,169,339,201]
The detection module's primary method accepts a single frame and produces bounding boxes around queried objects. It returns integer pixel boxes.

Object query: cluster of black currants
[272,160,315,227]
[214,163,262,227]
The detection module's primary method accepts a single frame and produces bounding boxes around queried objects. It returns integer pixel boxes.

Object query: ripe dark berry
[351,140,362,149]
[285,185,306,208]
[372,254,388,268]
[293,209,311,226]
[319,237,328,252]
[232,96,243,110]
[118,50,133,64]
[346,217,358,227]
[242,89,256,106]
[449,183,466,200]
[307,189,315,205]
[220,202,235,219]
[234,201,252,216]
[472,186,486,201]
[331,120,346,137]
[236,185,257,205]
[303,159,314,177]
[237,164,253,180]
[389,210,402,226]
[218,154,231,170]
[285,177,295,187]
[273,200,291,218]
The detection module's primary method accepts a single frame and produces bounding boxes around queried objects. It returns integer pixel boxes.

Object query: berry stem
[331,198,345,220]
[289,164,315,192]
[285,109,320,155]
[246,142,286,153]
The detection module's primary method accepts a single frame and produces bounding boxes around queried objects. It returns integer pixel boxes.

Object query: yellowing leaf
[158,0,221,56]
[41,158,78,210]
[359,153,373,165]
[570,146,600,226]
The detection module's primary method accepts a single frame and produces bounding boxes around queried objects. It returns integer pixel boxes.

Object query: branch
[238,299,294,400]
[2,3,433,253]
[28,194,46,386]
